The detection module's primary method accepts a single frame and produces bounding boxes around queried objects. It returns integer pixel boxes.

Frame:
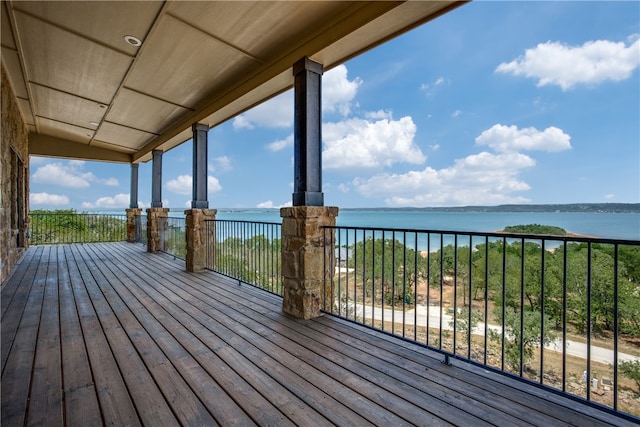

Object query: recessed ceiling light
[124,35,142,47]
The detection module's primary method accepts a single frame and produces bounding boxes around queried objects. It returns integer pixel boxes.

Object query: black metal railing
[322,225,640,419]
[162,217,186,259]
[206,220,282,295]
[29,211,127,244]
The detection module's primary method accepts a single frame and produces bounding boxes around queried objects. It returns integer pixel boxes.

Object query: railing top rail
[208,219,282,226]
[322,224,639,245]
[29,212,126,216]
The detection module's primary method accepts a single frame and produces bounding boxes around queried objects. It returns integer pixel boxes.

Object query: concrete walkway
[338,302,638,364]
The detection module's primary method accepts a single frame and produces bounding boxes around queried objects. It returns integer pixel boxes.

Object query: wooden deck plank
[1,246,50,427]
[107,254,390,425]
[166,267,500,427]
[58,245,102,427]
[79,244,223,426]
[65,245,142,426]
[86,243,279,426]
[26,245,64,425]
[313,315,637,427]
[110,244,455,427]
[68,244,180,426]
[1,246,41,371]
[0,245,38,317]
[100,244,342,427]
[3,242,637,427]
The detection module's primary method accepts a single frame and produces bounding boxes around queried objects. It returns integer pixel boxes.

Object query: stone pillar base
[146,208,169,253]
[185,209,216,272]
[280,206,338,319]
[126,208,142,243]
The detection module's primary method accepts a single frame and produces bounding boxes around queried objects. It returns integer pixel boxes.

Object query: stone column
[280,206,338,319]
[185,208,216,272]
[146,207,169,253]
[125,208,142,243]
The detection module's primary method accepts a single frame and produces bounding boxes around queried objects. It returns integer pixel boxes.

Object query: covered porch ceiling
[1,1,464,164]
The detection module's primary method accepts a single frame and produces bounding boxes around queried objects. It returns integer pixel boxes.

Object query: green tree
[449,306,482,347]
[349,237,418,306]
[619,359,640,394]
[489,306,557,373]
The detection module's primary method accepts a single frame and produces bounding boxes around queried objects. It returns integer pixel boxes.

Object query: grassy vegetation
[502,224,568,235]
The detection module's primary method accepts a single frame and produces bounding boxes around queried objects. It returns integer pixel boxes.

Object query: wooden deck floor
[1,242,635,427]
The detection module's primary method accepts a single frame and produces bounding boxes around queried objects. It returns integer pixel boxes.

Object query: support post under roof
[130,163,139,209]
[292,57,324,207]
[151,149,163,208]
[191,123,209,209]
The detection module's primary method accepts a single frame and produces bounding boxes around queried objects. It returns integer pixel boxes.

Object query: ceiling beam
[29,133,132,163]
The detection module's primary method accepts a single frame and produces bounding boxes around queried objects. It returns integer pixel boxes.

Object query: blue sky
[29,1,640,210]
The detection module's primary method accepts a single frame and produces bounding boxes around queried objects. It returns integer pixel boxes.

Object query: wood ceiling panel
[106,88,191,135]
[95,122,155,150]
[16,98,35,126]
[313,1,456,68]
[36,117,93,144]
[91,140,136,154]
[125,15,257,109]
[1,1,16,49]
[167,1,351,60]
[15,11,133,104]
[13,1,162,56]
[1,47,28,98]
[31,85,106,130]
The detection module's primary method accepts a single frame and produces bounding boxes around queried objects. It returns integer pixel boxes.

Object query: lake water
[213,209,639,241]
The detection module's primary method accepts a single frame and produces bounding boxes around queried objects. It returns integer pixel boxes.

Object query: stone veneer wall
[280,206,338,319]
[1,64,29,284]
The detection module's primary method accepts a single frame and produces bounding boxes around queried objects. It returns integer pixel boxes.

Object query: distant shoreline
[492,230,595,239]
[341,203,640,214]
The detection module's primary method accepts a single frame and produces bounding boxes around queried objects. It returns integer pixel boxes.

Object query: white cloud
[31,160,119,189]
[452,109,462,118]
[322,65,362,116]
[496,37,640,90]
[213,156,232,172]
[30,192,69,206]
[233,91,293,129]
[604,193,615,200]
[81,193,129,208]
[476,124,572,153]
[353,151,536,207]
[166,175,222,195]
[29,156,47,165]
[267,134,293,152]
[232,65,361,129]
[32,162,95,188]
[364,110,393,120]
[208,176,222,193]
[420,77,448,96]
[256,200,291,208]
[323,116,425,170]
[166,175,192,195]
